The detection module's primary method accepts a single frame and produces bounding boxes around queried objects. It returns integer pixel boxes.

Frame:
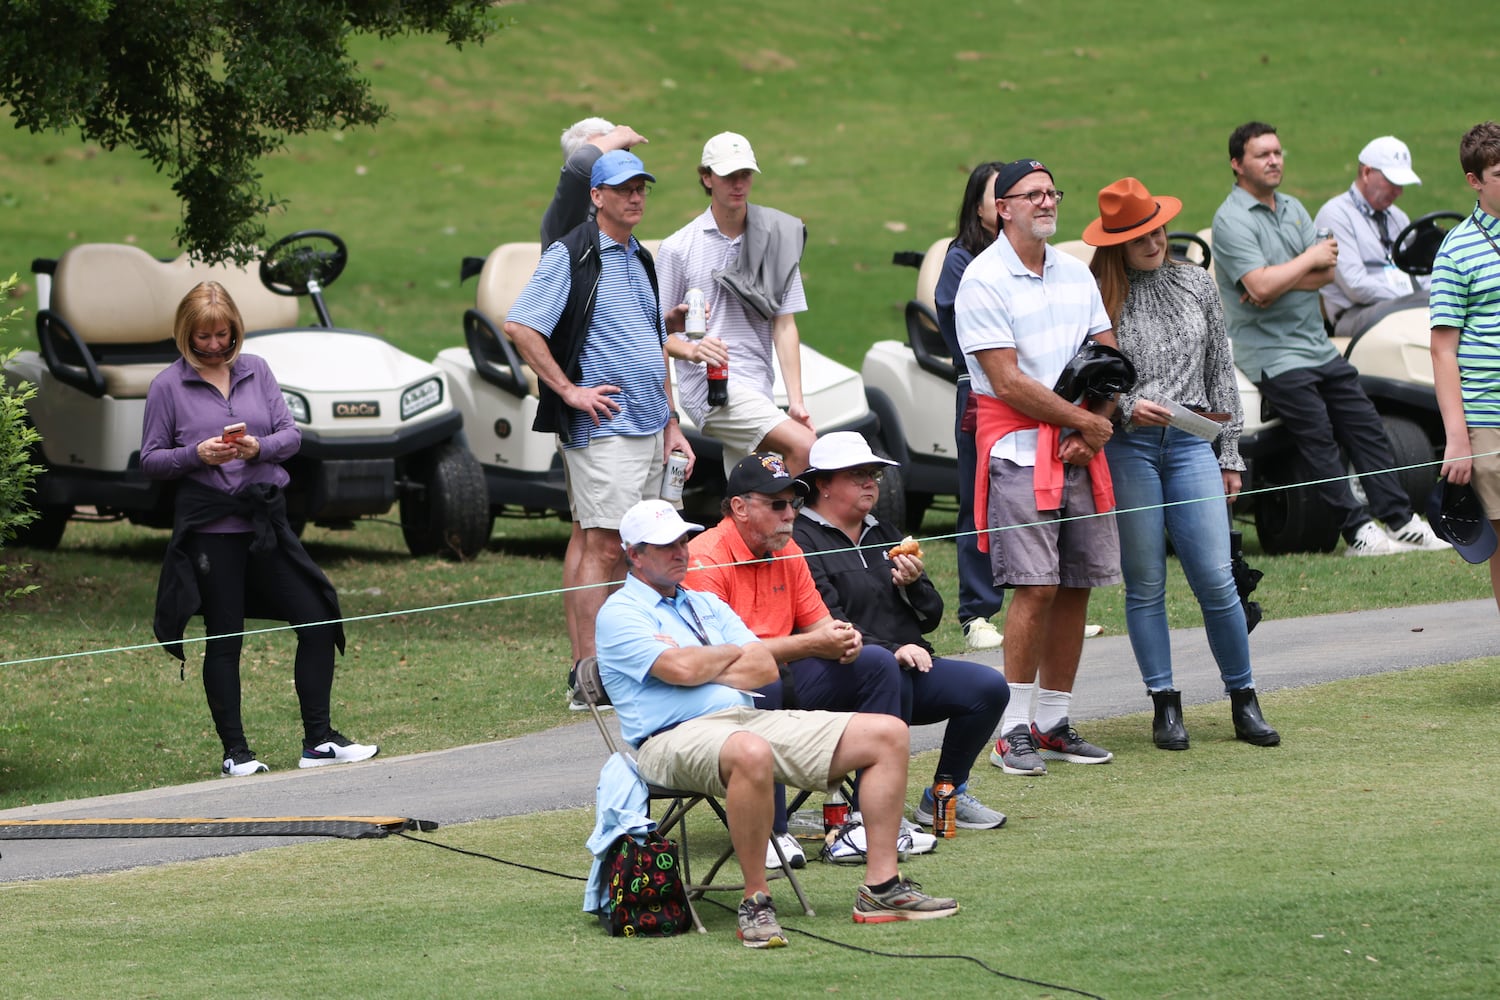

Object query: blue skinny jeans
[1105,426,1254,693]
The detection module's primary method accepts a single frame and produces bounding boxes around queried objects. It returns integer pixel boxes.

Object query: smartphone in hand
[222,422,247,444]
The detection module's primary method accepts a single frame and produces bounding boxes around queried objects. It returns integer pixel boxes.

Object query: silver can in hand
[661,450,689,502]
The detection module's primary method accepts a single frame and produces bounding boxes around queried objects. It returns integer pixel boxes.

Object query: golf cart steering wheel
[1390,211,1464,277]
[1167,230,1212,270]
[260,230,349,297]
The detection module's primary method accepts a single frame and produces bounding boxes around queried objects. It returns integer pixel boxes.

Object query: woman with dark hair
[793,432,1010,832]
[142,281,378,776]
[934,161,1009,651]
[1082,178,1278,750]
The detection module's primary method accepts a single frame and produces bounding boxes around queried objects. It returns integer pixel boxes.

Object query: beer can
[661,450,689,502]
[684,288,707,338]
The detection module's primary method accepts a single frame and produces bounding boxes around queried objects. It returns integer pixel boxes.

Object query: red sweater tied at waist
[971,393,1116,553]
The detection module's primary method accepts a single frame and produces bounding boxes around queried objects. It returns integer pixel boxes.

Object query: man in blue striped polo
[1431,121,1500,610]
[506,149,696,669]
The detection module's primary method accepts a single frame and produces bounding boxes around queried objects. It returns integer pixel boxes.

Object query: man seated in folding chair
[596,499,961,948]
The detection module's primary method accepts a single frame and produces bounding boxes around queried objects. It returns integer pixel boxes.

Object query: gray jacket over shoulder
[714,203,807,321]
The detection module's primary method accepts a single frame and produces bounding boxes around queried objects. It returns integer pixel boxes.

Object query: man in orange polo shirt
[686,452,905,868]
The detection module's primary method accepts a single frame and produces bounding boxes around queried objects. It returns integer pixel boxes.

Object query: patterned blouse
[1114,262,1244,471]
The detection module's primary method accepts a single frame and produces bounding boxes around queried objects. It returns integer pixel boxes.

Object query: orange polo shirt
[685,518,828,640]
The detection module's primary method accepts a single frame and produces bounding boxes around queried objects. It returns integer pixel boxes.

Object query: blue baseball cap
[591,149,656,188]
[1426,478,1497,564]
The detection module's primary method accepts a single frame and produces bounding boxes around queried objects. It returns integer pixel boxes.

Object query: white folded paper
[1164,400,1223,442]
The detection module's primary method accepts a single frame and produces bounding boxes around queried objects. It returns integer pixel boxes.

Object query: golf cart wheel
[1348,414,1437,513]
[870,444,908,533]
[12,501,70,550]
[904,491,934,534]
[1254,457,1340,555]
[400,441,490,560]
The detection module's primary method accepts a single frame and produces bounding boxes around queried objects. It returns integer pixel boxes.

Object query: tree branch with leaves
[0,0,497,261]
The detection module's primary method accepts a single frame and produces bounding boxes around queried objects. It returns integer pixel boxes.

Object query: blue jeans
[1105,426,1253,693]
[956,380,1006,622]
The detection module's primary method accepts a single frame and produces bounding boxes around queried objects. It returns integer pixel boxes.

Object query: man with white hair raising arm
[540,117,649,245]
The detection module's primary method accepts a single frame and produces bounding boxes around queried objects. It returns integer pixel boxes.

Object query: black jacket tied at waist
[153,480,346,662]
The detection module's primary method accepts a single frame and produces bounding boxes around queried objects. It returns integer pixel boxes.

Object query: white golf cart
[4,231,489,559]
[862,217,1452,552]
[437,241,900,526]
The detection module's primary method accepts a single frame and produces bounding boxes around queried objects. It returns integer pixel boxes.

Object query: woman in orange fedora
[1083,178,1279,751]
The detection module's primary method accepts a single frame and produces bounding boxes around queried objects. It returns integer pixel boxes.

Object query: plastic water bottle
[822,784,850,834]
[931,775,957,839]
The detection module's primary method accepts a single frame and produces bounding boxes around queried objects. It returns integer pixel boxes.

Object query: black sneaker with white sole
[222,746,269,777]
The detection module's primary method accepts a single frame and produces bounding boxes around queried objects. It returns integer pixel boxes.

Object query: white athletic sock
[1033,688,1072,733]
[999,682,1036,736]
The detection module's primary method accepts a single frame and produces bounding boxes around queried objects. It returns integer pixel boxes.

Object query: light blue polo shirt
[507,229,669,448]
[1212,184,1339,382]
[595,573,760,747]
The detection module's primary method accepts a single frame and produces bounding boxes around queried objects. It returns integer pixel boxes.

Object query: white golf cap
[701,132,760,176]
[804,432,898,476]
[619,499,704,548]
[1358,136,1421,187]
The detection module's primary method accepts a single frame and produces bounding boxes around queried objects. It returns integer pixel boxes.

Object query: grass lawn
[3,7,1500,989]
[3,662,1497,999]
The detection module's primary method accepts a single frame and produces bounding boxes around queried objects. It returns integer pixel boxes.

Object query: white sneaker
[299,731,379,768]
[820,820,909,865]
[963,617,1003,651]
[1083,624,1103,638]
[900,817,938,855]
[765,832,807,870]
[1345,519,1403,557]
[221,748,269,777]
[1385,515,1452,552]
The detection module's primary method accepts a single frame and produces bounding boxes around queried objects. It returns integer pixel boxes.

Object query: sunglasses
[748,495,804,512]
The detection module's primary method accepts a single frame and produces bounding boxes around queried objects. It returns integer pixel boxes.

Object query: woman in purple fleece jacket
[141,281,378,777]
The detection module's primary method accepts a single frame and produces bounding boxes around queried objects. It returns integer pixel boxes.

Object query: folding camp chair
[574,656,816,931]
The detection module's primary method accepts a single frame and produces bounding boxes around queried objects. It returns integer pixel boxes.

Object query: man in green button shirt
[1212,120,1447,556]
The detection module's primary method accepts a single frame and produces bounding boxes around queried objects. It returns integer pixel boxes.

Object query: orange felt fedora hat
[1081,177,1183,247]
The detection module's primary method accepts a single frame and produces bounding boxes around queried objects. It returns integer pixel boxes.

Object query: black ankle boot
[1229,688,1280,746]
[1150,689,1189,750]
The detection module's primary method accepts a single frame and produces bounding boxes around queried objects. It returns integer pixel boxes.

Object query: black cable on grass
[398,832,1105,998]
[698,897,1108,998]
[397,831,586,881]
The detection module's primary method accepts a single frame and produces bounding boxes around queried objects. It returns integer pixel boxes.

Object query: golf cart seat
[464,238,666,399]
[38,243,298,399]
[903,237,957,382]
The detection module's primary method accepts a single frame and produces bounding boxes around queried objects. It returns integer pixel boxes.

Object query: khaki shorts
[700,391,789,474]
[987,457,1122,588]
[634,706,852,798]
[561,432,666,529]
[1470,427,1500,520]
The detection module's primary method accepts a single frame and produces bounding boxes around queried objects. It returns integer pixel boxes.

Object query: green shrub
[0,274,40,604]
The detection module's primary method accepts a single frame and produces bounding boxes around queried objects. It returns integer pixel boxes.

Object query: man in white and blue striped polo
[506,149,696,670]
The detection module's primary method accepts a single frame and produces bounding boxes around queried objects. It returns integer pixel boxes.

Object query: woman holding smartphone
[142,281,377,776]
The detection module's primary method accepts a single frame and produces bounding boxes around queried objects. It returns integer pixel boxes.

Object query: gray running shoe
[737,891,788,948]
[989,726,1047,775]
[852,877,959,923]
[1032,719,1114,764]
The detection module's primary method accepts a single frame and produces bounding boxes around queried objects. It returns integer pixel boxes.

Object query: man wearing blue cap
[506,149,696,669]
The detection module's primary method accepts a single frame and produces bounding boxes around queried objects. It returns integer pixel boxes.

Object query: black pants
[1257,357,1411,541]
[190,531,338,753]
